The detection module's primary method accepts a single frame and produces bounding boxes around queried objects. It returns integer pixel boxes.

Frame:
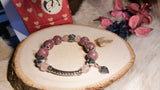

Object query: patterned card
[12,0,72,34]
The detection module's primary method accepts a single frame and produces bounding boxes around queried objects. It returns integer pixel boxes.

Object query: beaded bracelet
[35,34,109,76]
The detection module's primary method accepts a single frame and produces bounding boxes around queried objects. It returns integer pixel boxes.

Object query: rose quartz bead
[44,40,54,49]
[79,37,89,46]
[37,48,49,57]
[87,50,98,60]
[40,62,49,72]
[81,64,90,73]
[85,42,95,52]
[53,35,62,45]
[75,35,81,42]
[62,35,69,41]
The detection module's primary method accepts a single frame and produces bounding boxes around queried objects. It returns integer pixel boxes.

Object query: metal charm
[99,66,109,74]
[86,58,109,74]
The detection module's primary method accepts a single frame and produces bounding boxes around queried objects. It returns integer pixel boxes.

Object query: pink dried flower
[126,3,139,14]
[129,14,143,29]
[111,11,123,18]
[95,0,153,38]
[142,14,152,24]
[127,3,153,37]
[94,16,113,28]
[122,12,131,20]
[128,3,152,25]
[134,27,152,37]
[111,0,130,20]
[114,0,123,10]
[140,3,151,15]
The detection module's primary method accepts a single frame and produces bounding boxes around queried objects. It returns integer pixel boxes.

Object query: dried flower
[94,0,153,39]
[130,26,152,37]
[129,14,143,29]
[107,20,130,39]
[94,16,113,28]
[111,0,130,20]
[128,3,152,36]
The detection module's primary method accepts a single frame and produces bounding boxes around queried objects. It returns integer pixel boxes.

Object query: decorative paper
[12,0,72,34]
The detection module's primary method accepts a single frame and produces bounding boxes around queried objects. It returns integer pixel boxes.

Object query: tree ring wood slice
[7,24,135,90]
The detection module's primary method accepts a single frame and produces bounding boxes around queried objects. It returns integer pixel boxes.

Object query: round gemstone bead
[75,35,81,42]
[79,37,90,46]
[40,62,49,72]
[62,35,69,41]
[43,40,54,49]
[53,35,62,45]
[68,34,76,42]
[81,64,90,73]
[37,48,49,57]
[87,50,98,60]
[85,42,95,52]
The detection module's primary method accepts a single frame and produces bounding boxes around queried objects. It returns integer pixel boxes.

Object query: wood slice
[7,24,135,90]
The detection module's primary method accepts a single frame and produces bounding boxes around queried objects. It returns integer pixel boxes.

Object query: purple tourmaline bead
[79,37,90,46]
[43,40,54,49]
[53,35,62,45]
[85,42,95,52]
[37,48,49,57]
[87,50,98,60]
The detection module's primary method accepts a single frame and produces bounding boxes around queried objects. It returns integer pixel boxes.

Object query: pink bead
[75,35,81,42]
[37,48,49,57]
[85,42,95,52]
[87,50,98,60]
[53,35,62,45]
[79,37,90,46]
[62,35,69,41]
[40,62,49,72]
[44,40,54,49]
[81,64,90,73]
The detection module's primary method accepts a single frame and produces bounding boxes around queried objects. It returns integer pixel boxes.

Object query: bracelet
[35,34,109,76]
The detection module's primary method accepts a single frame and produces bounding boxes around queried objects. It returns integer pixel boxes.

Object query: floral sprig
[94,0,153,39]
[106,20,130,39]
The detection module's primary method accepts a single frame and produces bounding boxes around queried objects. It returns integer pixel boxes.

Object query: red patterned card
[12,0,73,34]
